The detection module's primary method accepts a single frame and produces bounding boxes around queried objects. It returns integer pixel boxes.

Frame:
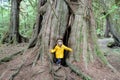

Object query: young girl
[50,38,72,65]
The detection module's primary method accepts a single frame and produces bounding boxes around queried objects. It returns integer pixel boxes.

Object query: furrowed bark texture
[29,0,109,70]
[28,0,109,79]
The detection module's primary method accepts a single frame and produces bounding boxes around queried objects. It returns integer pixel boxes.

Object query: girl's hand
[50,49,54,53]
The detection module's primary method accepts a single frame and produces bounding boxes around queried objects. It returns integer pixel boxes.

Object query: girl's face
[57,40,63,46]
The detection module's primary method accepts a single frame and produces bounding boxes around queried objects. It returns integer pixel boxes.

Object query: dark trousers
[56,58,62,64]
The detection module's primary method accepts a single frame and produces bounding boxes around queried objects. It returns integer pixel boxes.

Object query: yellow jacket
[50,44,72,58]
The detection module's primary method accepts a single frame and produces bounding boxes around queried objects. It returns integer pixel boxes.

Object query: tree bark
[2,0,28,44]
[113,0,120,46]
[104,15,111,38]
[99,0,111,38]
[30,0,109,67]
[115,0,120,6]
[27,0,110,79]
[28,0,47,48]
[100,0,120,47]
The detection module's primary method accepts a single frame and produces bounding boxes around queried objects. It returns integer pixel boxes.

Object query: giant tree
[2,0,28,43]
[0,0,118,80]
[27,0,113,79]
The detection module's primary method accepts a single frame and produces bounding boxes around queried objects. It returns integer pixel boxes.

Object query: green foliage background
[19,0,37,38]
[0,0,37,41]
[0,5,10,39]
[0,0,120,41]
[93,0,120,37]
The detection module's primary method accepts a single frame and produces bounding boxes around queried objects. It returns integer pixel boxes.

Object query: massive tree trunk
[27,0,111,79]
[2,0,28,44]
[0,0,119,80]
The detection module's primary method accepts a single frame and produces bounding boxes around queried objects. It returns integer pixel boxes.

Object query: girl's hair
[57,37,63,42]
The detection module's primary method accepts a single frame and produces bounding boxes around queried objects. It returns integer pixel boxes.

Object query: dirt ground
[0,38,120,80]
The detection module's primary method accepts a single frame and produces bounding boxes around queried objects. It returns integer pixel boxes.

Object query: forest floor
[0,38,120,80]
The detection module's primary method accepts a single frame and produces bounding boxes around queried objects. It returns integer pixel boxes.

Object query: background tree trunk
[104,15,111,38]
[115,0,120,6]
[113,0,120,46]
[2,0,28,44]
[100,0,120,47]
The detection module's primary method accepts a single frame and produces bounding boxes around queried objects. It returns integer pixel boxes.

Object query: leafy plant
[0,5,10,41]
[100,5,118,19]
[19,0,37,38]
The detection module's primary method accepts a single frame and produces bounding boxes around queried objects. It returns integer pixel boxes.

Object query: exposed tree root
[28,35,38,48]
[9,63,24,80]
[107,42,120,48]
[107,63,120,77]
[0,50,24,64]
[8,48,33,80]
[66,60,92,80]
[52,66,67,80]
[2,32,29,44]
[0,70,8,80]
[32,70,45,77]
[32,51,40,67]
